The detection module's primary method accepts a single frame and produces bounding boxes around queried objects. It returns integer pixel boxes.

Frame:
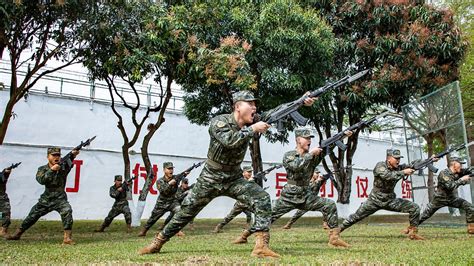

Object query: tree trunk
[250,134,263,187]
[0,99,15,144]
[426,133,435,201]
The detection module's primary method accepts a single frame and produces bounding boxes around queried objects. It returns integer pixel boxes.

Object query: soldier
[7,147,79,244]
[213,166,254,233]
[138,162,186,237]
[94,175,132,233]
[138,91,315,258]
[0,167,13,236]
[159,178,195,232]
[233,128,350,248]
[414,158,473,234]
[339,149,426,240]
[282,168,329,230]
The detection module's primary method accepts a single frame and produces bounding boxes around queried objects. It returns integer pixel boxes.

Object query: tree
[0,0,91,144]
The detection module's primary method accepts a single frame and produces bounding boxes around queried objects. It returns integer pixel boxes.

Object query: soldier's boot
[176,230,185,237]
[188,223,195,231]
[6,228,24,240]
[213,224,223,233]
[245,222,251,229]
[328,228,350,248]
[138,233,168,255]
[0,227,7,237]
[400,225,410,235]
[94,224,106,233]
[282,221,293,229]
[63,230,75,245]
[407,226,425,240]
[322,221,330,230]
[138,227,148,237]
[126,224,132,233]
[232,229,251,244]
[251,232,280,258]
[467,223,474,234]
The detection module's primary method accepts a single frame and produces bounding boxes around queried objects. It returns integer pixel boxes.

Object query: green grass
[1,215,473,265]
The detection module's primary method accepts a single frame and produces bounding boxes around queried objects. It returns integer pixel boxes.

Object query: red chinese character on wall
[275,173,287,198]
[356,176,369,198]
[401,179,412,199]
[66,160,83,193]
[132,163,159,195]
[319,179,334,198]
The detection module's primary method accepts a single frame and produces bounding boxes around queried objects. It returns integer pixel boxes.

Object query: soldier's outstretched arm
[157,178,174,194]
[373,163,405,182]
[438,171,468,191]
[35,166,57,185]
[109,186,120,198]
[283,152,315,172]
[209,119,254,149]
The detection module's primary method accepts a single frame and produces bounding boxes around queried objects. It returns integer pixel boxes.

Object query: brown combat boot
[176,230,185,237]
[467,223,474,234]
[282,221,293,229]
[322,221,330,230]
[138,227,148,237]
[407,226,425,240]
[328,228,350,248]
[232,229,251,244]
[213,224,223,233]
[6,228,24,240]
[251,232,280,258]
[63,230,75,245]
[138,233,168,255]
[94,224,106,233]
[126,224,132,233]
[0,227,7,237]
[400,225,410,234]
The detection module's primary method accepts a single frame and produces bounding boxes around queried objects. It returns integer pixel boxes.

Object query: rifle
[319,111,389,154]
[58,136,96,171]
[321,172,337,185]
[122,175,137,191]
[261,70,370,131]
[2,162,21,174]
[253,164,283,182]
[174,161,205,185]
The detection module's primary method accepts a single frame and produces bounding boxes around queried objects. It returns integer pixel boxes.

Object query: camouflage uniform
[0,171,11,229]
[21,150,75,231]
[341,150,420,231]
[100,176,132,228]
[419,165,473,225]
[162,182,195,227]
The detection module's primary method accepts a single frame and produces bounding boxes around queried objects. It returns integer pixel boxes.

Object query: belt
[45,187,64,193]
[206,159,241,172]
[286,179,309,187]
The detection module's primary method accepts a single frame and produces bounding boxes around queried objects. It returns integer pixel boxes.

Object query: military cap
[451,157,466,164]
[163,162,174,169]
[386,149,403,159]
[295,127,314,138]
[242,166,253,172]
[314,167,320,173]
[47,147,61,155]
[232,91,258,104]
[114,175,123,181]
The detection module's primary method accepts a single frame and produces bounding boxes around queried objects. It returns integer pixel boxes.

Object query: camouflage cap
[387,149,403,159]
[451,157,466,164]
[47,147,61,155]
[232,91,258,104]
[242,166,253,172]
[114,175,123,181]
[163,162,174,169]
[295,127,314,138]
[314,167,320,173]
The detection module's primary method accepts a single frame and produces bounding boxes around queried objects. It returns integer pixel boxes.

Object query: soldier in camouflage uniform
[7,147,79,244]
[340,149,425,240]
[213,166,255,233]
[138,162,187,237]
[0,166,13,237]
[159,178,195,231]
[94,175,132,233]
[139,91,315,258]
[233,128,350,248]
[282,168,329,230]
[415,158,473,234]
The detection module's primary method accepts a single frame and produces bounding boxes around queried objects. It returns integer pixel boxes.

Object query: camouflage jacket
[36,163,74,193]
[0,171,10,196]
[109,184,127,203]
[435,168,471,198]
[175,184,194,203]
[372,161,407,194]
[157,176,179,201]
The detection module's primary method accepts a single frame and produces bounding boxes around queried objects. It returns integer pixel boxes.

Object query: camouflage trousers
[163,211,194,227]
[144,199,180,230]
[287,208,328,226]
[341,191,420,231]
[0,195,11,228]
[419,195,474,224]
[271,185,338,228]
[218,201,253,227]
[21,192,73,230]
[161,167,272,239]
[102,201,132,227]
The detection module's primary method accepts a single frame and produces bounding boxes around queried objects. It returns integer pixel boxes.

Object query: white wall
[0,90,470,222]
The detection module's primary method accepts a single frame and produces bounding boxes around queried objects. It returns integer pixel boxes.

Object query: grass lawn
[1,215,473,264]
